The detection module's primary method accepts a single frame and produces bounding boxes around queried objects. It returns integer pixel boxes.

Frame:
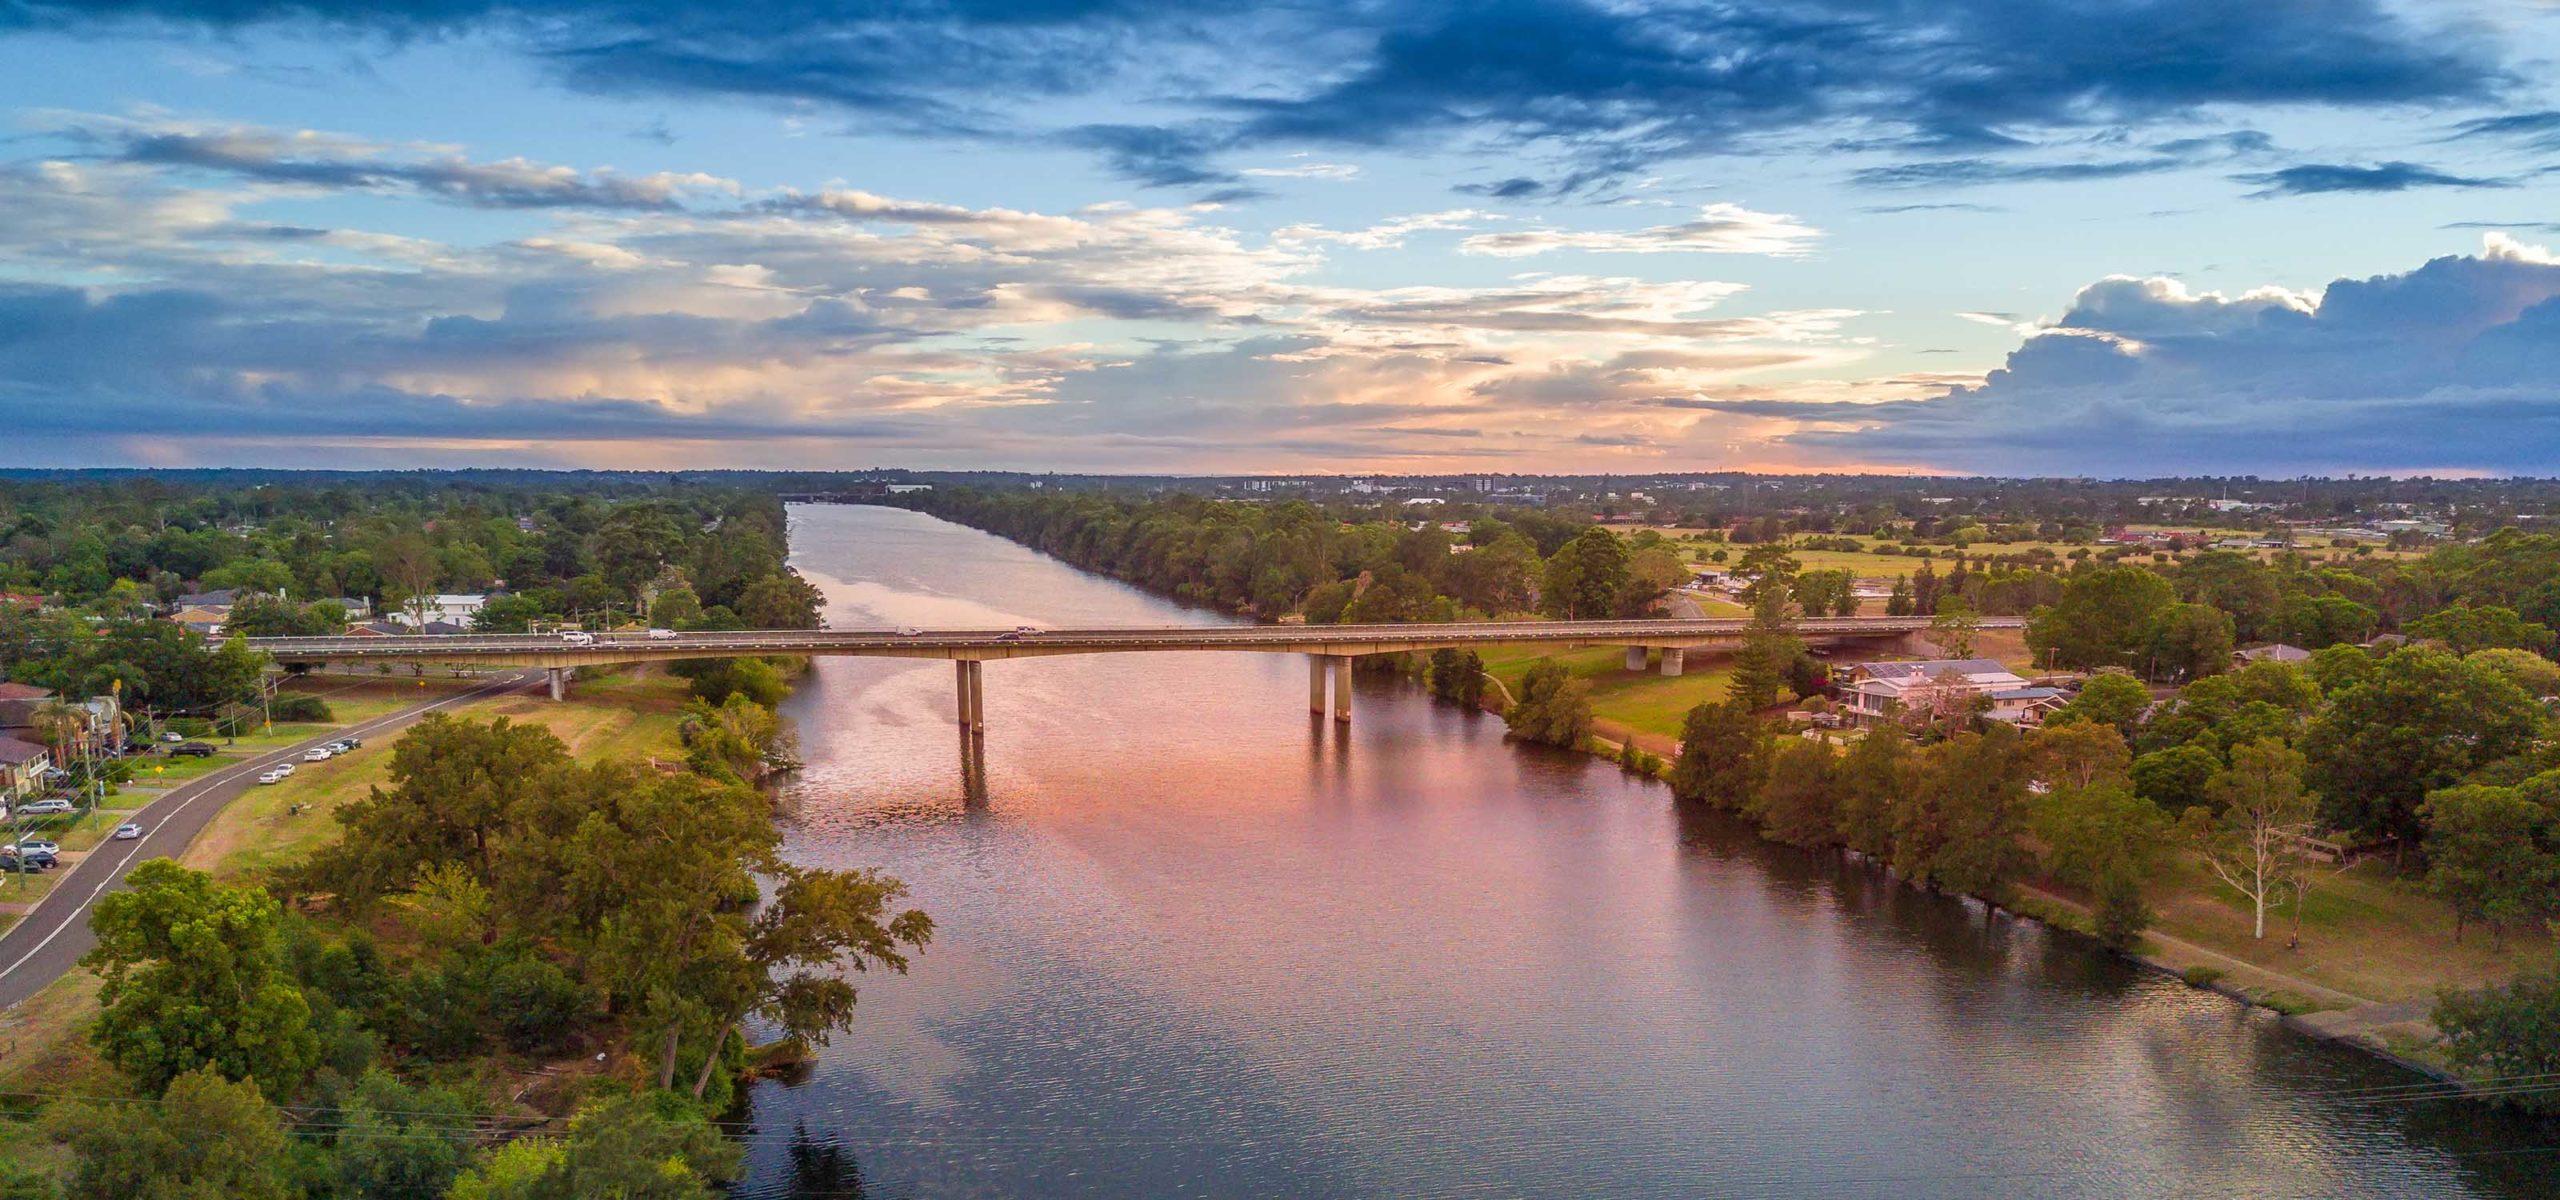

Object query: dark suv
[170,742,218,758]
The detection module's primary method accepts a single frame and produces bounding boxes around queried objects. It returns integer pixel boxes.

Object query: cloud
[2235,161,2507,197]
[48,113,737,209]
[1851,131,2274,190]
[2,0,2512,191]
[1456,203,1817,257]
[1241,161,1360,180]
[2447,110,2560,152]
[1766,234,2560,474]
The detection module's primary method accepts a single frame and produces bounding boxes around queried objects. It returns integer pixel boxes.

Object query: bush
[2435,969,2560,1113]
[268,693,334,722]
[2181,966,2225,989]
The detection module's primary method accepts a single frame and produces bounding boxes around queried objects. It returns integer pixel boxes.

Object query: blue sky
[4,0,2560,475]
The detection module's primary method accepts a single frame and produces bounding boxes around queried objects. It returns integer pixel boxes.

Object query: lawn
[0,670,697,1091]
[1478,643,1735,741]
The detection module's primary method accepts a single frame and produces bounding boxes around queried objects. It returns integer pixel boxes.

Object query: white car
[113,823,144,840]
[302,747,335,762]
[273,762,296,776]
[560,630,596,645]
[17,839,57,856]
[896,626,923,636]
[16,799,72,816]
[257,770,288,785]
[645,628,679,641]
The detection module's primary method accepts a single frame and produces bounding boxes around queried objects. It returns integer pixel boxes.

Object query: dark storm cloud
[1,0,2513,190]
[2235,161,2507,197]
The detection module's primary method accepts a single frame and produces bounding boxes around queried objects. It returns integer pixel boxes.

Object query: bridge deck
[249,616,2020,666]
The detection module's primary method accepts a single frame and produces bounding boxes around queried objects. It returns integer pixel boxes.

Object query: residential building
[2235,643,2313,665]
[0,735,50,803]
[165,605,229,638]
[390,594,490,629]
[1834,658,2064,727]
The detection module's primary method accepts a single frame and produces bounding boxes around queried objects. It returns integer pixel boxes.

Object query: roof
[0,683,51,701]
[1852,658,2014,682]
[172,589,239,608]
[0,736,48,766]
[1987,687,2065,702]
[2237,643,2312,663]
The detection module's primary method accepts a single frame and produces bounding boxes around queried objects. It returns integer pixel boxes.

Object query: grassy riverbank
[0,669,696,1101]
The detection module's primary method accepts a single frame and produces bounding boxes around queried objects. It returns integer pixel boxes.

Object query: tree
[2130,744,2221,813]
[84,861,318,1101]
[2434,970,2560,1115]
[1729,584,1802,710]
[306,715,572,906]
[1668,700,1765,810]
[53,1067,296,1200]
[445,1093,742,1200]
[1753,737,1839,847]
[1502,660,1593,749]
[1929,598,1980,658]
[2189,739,2315,940]
[2051,671,2149,741]
[2036,720,2130,791]
[1540,529,1628,619]
[1822,727,1908,858]
[2303,647,2544,854]
[1904,729,2035,900]
[328,1071,477,1200]
[2407,604,2555,656]
[679,863,934,1099]
[1885,577,1914,617]
[648,584,704,629]
[2028,566,2174,670]
[2466,647,2560,698]
[2420,785,2560,943]
[1620,543,1689,616]
[2143,601,2233,682]
[376,531,440,627]
[1427,649,1486,706]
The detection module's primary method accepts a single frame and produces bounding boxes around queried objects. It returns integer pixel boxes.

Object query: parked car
[273,762,296,776]
[302,747,335,762]
[0,855,34,873]
[159,731,184,744]
[16,798,73,816]
[17,839,58,856]
[171,742,218,758]
[113,823,144,840]
[16,847,56,869]
[337,736,363,750]
[646,628,679,641]
[257,769,289,785]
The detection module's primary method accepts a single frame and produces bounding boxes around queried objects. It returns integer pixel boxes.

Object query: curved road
[0,671,537,1012]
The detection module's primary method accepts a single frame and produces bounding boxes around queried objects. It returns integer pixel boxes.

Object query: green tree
[328,1071,477,1200]
[84,861,318,1101]
[2407,604,2555,656]
[1668,700,1765,811]
[2050,671,2149,741]
[1835,726,1916,857]
[54,1067,296,1200]
[2028,566,2174,670]
[2189,739,2315,940]
[2435,970,2560,1115]
[1502,660,1593,749]
[306,715,571,906]
[1904,730,2035,901]
[1427,649,1486,706]
[1928,597,1979,658]
[2143,601,2234,682]
[2130,744,2221,813]
[1752,737,1838,847]
[1884,577,1914,617]
[1729,585,1802,710]
[444,1093,742,1200]
[2466,647,2560,698]
[2420,785,2560,943]
[1540,529,1628,619]
[2303,647,2545,854]
[647,584,704,629]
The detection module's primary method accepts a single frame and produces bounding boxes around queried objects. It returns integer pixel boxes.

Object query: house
[0,592,45,610]
[0,682,52,733]
[1834,658,2062,727]
[165,605,229,638]
[391,594,489,629]
[0,735,50,803]
[2235,643,2313,665]
[172,588,242,610]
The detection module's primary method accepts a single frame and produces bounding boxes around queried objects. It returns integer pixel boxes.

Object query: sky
[4,1,2560,476]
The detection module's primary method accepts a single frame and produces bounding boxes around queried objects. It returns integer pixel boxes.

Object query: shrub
[2181,966,2224,989]
[268,693,334,722]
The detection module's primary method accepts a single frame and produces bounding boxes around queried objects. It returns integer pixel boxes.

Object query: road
[0,670,537,1012]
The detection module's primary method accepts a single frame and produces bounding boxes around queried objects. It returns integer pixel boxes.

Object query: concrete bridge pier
[546,666,567,701]
[1660,648,1685,677]
[1331,655,1353,723]
[1310,655,1329,714]
[1624,645,1651,672]
[955,660,986,731]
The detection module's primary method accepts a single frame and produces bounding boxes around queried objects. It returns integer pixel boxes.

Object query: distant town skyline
[5,1,2560,476]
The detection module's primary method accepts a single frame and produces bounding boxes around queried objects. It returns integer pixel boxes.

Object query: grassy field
[0,669,697,1094]
[1477,644,1735,741]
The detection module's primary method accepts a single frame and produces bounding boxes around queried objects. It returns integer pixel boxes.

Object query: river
[743,502,2555,1199]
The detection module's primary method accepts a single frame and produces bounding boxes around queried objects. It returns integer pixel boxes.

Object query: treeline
[903,489,1689,621]
[2,709,923,1198]
[1642,638,2560,1111]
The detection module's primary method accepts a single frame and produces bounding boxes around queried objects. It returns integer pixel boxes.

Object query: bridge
[247,615,2021,727]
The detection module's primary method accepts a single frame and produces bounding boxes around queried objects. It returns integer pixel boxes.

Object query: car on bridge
[646,628,679,641]
[561,631,596,646]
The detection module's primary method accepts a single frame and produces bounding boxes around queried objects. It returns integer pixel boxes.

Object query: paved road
[247,615,2022,666]
[0,671,537,1012]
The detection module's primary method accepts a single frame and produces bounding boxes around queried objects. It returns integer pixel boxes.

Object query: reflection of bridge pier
[957,726,989,807]
[1308,654,1353,722]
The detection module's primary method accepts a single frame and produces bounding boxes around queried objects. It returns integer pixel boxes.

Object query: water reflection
[736,503,2559,1199]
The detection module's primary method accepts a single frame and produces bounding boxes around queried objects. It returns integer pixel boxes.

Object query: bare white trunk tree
[2194,738,2316,940]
